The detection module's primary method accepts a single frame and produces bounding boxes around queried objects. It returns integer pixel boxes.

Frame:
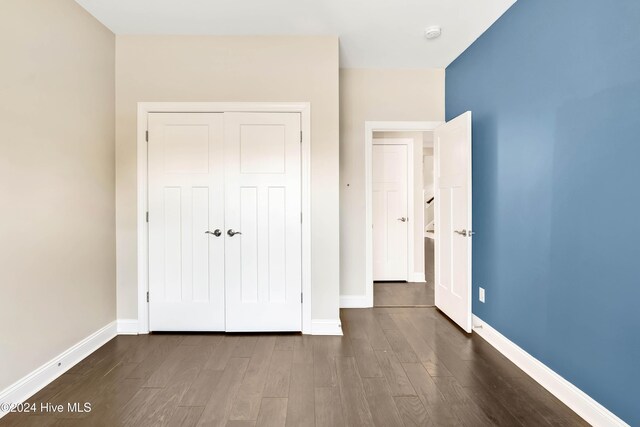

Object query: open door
[434,111,472,332]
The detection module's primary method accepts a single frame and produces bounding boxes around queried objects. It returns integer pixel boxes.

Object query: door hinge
[145,130,149,142]
[301,293,303,303]
[146,291,149,302]
[300,131,302,143]
[146,211,149,223]
[300,212,303,223]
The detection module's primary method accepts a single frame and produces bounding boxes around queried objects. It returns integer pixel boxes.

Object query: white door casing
[224,112,302,332]
[372,143,409,281]
[148,113,225,331]
[363,122,442,308]
[434,111,473,333]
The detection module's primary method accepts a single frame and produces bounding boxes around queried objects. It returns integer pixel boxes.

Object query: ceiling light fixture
[424,26,442,40]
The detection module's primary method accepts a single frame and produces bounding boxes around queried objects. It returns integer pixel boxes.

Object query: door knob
[397,217,408,222]
[227,229,242,237]
[454,229,471,237]
[205,229,222,237]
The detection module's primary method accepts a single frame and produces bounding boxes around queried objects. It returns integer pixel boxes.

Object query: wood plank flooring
[0,308,588,427]
[374,282,435,307]
[424,237,434,285]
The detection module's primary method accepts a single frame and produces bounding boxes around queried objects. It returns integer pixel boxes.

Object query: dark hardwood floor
[0,307,588,427]
[374,282,434,307]
[424,237,434,284]
[374,238,436,307]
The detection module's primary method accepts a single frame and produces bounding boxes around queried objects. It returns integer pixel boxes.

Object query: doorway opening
[365,115,473,332]
[371,129,435,307]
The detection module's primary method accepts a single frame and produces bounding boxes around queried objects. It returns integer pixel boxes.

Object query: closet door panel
[224,112,302,332]
[148,113,225,331]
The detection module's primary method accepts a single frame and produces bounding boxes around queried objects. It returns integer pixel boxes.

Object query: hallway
[0,307,586,427]
[374,238,435,307]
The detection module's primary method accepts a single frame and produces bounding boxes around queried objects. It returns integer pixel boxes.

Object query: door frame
[136,102,312,334]
[371,137,414,282]
[364,121,443,307]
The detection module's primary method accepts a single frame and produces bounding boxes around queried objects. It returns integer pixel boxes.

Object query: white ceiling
[76,0,515,68]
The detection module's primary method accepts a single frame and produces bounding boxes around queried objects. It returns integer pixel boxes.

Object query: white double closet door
[148,112,302,332]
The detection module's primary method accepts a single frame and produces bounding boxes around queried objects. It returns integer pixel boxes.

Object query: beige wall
[115,36,340,321]
[0,0,115,391]
[340,68,445,297]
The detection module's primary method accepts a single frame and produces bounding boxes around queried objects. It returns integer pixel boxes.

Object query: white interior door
[224,112,302,332]
[148,113,225,331]
[434,111,473,332]
[372,143,409,281]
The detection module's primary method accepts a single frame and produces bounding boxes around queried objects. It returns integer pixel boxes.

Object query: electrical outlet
[479,287,486,303]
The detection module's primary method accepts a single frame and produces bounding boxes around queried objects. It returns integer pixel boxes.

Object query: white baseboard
[410,272,426,283]
[311,319,343,336]
[473,316,629,427]
[117,319,139,335]
[0,321,117,420]
[340,295,371,308]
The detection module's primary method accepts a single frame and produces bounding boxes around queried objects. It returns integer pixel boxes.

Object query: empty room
[1,0,638,426]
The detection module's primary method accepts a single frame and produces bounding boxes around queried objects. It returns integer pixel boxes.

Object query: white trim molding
[311,319,343,336]
[117,319,139,335]
[364,121,444,308]
[340,295,370,308]
[473,316,629,427]
[136,102,312,334]
[0,321,117,420]
[410,272,426,283]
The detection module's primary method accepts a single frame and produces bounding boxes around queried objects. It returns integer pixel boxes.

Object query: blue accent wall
[446,1,640,424]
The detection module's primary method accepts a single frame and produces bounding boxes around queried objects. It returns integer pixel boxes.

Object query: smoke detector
[424,26,442,40]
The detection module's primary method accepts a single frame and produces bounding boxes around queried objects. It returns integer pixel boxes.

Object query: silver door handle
[205,229,222,237]
[397,217,408,222]
[227,229,242,237]
[454,229,475,237]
